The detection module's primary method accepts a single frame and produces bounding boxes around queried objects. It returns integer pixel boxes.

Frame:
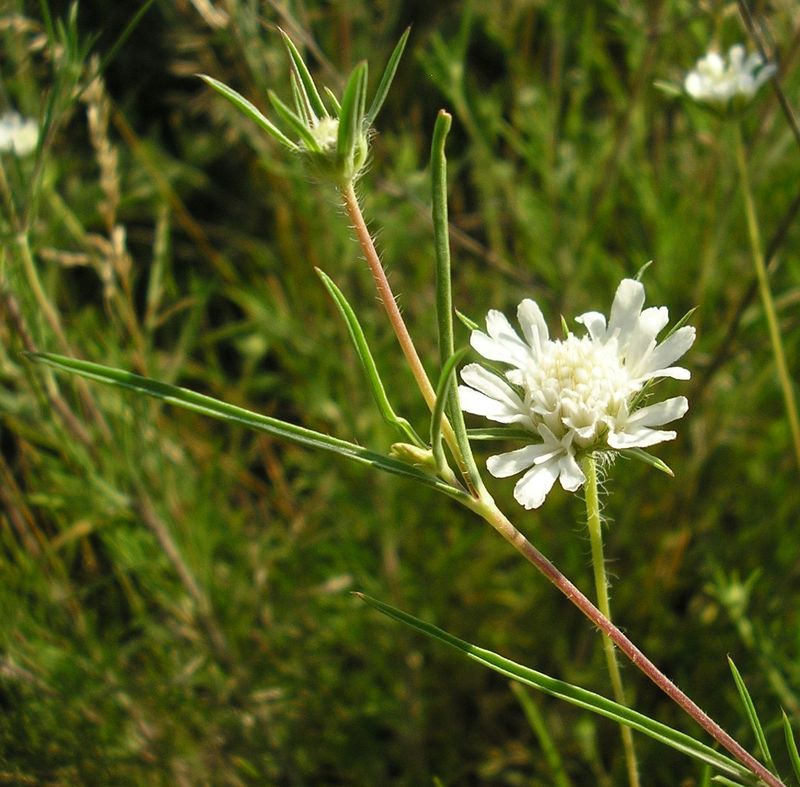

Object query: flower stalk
[733,123,800,474]
[582,454,640,787]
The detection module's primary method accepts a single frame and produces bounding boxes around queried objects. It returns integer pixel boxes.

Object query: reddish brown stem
[471,498,784,787]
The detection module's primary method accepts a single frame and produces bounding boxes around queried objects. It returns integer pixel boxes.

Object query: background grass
[1,1,799,784]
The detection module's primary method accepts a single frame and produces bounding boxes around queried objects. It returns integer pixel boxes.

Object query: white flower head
[0,111,38,157]
[459,279,695,509]
[684,44,776,108]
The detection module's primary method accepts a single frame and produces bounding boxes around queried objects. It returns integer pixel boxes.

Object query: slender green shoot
[582,454,641,787]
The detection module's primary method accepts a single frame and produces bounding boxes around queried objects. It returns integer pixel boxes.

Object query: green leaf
[356,593,757,784]
[268,90,320,151]
[337,62,368,167]
[431,349,468,476]
[781,711,800,784]
[315,268,423,447]
[323,86,341,114]
[467,427,534,442]
[365,27,411,127]
[278,28,328,119]
[455,309,479,332]
[199,75,299,151]
[430,110,482,490]
[290,71,316,126]
[27,353,467,501]
[728,657,776,774]
[619,447,674,476]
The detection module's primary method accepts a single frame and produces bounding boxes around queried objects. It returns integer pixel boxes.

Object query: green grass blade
[781,712,800,783]
[315,268,423,447]
[27,353,465,500]
[268,90,320,151]
[357,593,757,784]
[510,683,574,787]
[199,75,299,150]
[365,27,410,127]
[278,28,328,119]
[728,657,777,773]
[336,63,368,165]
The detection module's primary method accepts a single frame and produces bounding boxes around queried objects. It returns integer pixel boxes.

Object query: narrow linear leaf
[268,90,320,151]
[455,309,479,332]
[290,71,316,126]
[323,86,341,114]
[711,777,749,786]
[728,657,776,773]
[431,349,469,475]
[28,353,466,500]
[781,712,800,784]
[431,110,482,489]
[278,28,328,118]
[337,62,368,164]
[199,75,299,151]
[316,268,423,447]
[356,593,756,784]
[365,26,411,127]
[620,447,674,476]
[467,427,535,442]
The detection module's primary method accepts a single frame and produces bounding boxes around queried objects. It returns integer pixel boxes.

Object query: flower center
[310,116,339,151]
[522,334,639,446]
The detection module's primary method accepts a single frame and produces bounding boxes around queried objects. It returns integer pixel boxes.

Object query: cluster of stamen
[521,334,639,447]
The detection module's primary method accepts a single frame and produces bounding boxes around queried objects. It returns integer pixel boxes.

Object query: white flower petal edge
[461,278,695,508]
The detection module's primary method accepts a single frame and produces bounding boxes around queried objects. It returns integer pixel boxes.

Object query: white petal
[517,299,549,356]
[645,326,696,374]
[608,428,677,449]
[513,459,560,509]
[470,311,530,367]
[458,367,533,426]
[608,279,646,344]
[626,396,688,428]
[607,396,688,449]
[487,444,552,478]
[575,310,607,341]
[558,453,585,492]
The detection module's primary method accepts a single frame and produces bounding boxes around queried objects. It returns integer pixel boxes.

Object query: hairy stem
[582,455,640,787]
[341,181,472,486]
[734,123,800,474]
[467,492,783,787]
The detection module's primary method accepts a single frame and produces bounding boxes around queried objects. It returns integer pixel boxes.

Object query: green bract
[200,27,409,185]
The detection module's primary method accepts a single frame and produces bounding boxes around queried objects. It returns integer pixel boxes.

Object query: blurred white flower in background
[684,44,776,106]
[459,279,695,509]
[0,111,39,156]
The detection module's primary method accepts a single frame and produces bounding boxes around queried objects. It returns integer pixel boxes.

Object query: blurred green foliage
[1,1,799,784]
